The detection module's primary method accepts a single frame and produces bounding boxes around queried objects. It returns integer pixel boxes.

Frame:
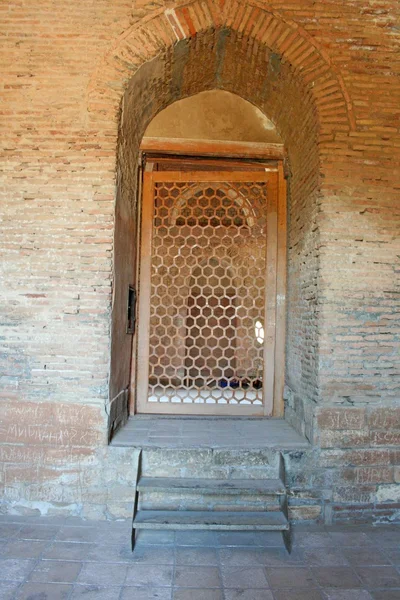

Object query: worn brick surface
[0,0,399,521]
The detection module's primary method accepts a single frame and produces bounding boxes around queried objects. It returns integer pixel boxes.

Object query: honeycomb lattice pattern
[148,180,268,406]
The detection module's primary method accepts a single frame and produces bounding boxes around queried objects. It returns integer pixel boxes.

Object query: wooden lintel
[141,137,285,160]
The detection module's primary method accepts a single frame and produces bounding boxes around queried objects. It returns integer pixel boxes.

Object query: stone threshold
[110,416,310,449]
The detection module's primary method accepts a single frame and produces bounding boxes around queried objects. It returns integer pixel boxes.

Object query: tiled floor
[0,514,399,600]
[111,416,309,449]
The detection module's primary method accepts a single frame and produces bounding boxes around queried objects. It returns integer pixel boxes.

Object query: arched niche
[142,89,282,146]
[108,25,325,436]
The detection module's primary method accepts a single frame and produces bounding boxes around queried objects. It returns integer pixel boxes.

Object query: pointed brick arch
[87,0,355,134]
[103,0,356,433]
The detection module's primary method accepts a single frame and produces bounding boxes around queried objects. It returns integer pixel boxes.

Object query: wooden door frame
[141,137,284,160]
[130,158,287,417]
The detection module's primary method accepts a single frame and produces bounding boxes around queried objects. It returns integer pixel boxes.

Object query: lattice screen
[146,179,268,407]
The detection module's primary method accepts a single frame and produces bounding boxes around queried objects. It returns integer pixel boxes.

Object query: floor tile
[173,589,223,600]
[43,541,95,561]
[257,547,305,566]
[174,566,221,588]
[129,544,175,565]
[295,532,334,548]
[15,582,72,600]
[17,524,60,541]
[273,590,324,600]
[56,526,98,543]
[312,567,362,589]
[0,516,398,600]
[0,524,21,540]
[301,546,350,566]
[77,562,127,586]
[370,591,400,600]
[343,547,391,566]
[218,547,266,566]
[87,542,172,564]
[328,532,373,547]
[366,529,400,548]
[0,559,36,581]
[122,588,172,600]
[354,566,400,589]
[125,564,173,587]
[224,590,274,600]
[221,566,269,588]
[0,581,21,600]
[28,560,82,583]
[217,531,261,547]
[70,584,123,599]
[175,547,218,566]
[382,549,400,565]
[265,566,315,589]
[93,526,131,546]
[1,539,48,559]
[322,590,374,600]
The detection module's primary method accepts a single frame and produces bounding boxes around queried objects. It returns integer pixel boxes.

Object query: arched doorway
[92,10,350,433]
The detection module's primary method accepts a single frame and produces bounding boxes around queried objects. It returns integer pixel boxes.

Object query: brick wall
[1,0,399,521]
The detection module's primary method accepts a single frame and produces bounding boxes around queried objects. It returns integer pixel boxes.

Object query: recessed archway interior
[142,89,282,146]
[109,28,321,432]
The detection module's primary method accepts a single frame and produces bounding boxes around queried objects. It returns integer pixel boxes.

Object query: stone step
[137,476,286,495]
[133,509,289,531]
[138,448,281,479]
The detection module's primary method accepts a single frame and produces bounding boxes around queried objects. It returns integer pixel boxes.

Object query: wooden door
[135,168,286,416]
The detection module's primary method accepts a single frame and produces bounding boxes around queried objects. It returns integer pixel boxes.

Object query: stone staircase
[131,449,292,552]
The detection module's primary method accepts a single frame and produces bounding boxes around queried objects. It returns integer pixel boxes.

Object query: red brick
[333,486,376,503]
[369,408,400,430]
[371,431,400,447]
[319,430,370,449]
[317,408,366,431]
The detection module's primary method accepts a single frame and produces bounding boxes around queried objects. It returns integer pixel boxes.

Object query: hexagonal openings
[148,180,267,407]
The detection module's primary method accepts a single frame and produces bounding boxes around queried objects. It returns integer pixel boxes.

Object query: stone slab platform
[111,416,309,449]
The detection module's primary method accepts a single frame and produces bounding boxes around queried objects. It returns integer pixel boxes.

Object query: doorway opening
[128,91,287,417]
[134,163,286,416]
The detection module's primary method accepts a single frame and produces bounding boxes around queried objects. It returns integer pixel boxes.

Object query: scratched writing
[0,401,102,428]
[4,424,99,446]
[319,408,365,430]
[356,467,393,484]
[0,445,95,465]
